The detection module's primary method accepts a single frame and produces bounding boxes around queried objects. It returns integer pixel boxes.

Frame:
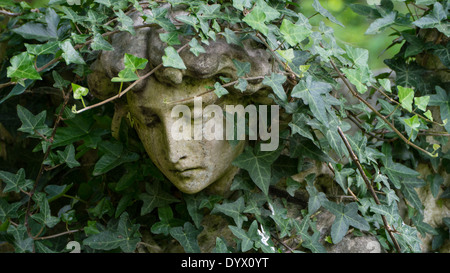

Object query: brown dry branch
[329,59,436,158]
[337,126,402,253]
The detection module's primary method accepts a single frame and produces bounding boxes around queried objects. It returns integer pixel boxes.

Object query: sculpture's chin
[166,169,215,194]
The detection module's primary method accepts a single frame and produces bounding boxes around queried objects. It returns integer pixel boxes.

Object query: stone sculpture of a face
[87,10,274,194]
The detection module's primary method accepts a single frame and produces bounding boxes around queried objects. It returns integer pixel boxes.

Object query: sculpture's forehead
[128,75,218,112]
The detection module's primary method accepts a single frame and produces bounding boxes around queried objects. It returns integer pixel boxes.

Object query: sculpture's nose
[167,139,188,164]
[163,119,189,164]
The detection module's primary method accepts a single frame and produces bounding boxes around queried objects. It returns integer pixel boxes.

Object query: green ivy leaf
[293,217,326,253]
[145,7,176,32]
[31,192,60,228]
[115,9,135,35]
[61,6,85,22]
[91,33,113,51]
[0,168,33,194]
[365,12,396,35]
[341,67,369,94]
[176,14,199,29]
[12,8,60,42]
[312,0,344,27]
[370,203,402,227]
[384,58,425,90]
[401,178,426,213]
[72,83,89,99]
[25,41,59,56]
[162,46,187,70]
[139,181,180,215]
[7,52,42,81]
[60,40,85,65]
[16,104,51,137]
[232,146,281,195]
[228,221,259,252]
[413,2,449,36]
[88,197,113,218]
[262,73,287,102]
[123,53,148,71]
[427,174,444,198]
[7,225,33,253]
[291,76,332,126]
[429,86,450,133]
[151,206,178,236]
[211,196,248,228]
[185,194,204,229]
[83,212,141,252]
[222,28,243,46]
[0,199,21,222]
[45,183,73,203]
[232,0,253,11]
[187,38,205,57]
[433,43,450,68]
[404,115,420,132]
[52,71,70,90]
[232,59,251,77]
[111,68,139,82]
[289,135,334,163]
[378,78,391,93]
[243,7,268,36]
[322,201,370,244]
[381,144,420,189]
[213,237,232,253]
[56,144,80,168]
[289,113,314,141]
[276,48,295,63]
[345,45,369,69]
[234,78,248,92]
[398,86,414,112]
[169,222,203,253]
[93,141,139,176]
[280,19,312,47]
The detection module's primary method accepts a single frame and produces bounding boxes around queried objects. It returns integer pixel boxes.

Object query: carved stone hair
[87,7,276,101]
[86,7,278,136]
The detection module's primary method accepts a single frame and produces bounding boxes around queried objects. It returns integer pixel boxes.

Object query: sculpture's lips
[170,167,202,175]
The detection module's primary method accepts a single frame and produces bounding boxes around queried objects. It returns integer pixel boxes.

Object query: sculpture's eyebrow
[165,93,219,107]
[138,106,157,116]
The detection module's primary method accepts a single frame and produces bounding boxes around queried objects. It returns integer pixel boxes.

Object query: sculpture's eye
[145,114,161,127]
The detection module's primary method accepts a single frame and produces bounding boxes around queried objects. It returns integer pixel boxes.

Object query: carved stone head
[87,9,275,194]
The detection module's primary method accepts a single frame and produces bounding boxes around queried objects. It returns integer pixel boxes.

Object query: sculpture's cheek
[136,122,243,193]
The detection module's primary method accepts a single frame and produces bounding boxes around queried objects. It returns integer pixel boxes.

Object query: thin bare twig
[34,229,82,240]
[330,59,435,157]
[75,42,189,114]
[0,9,22,17]
[337,126,402,253]
[374,86,442,126]
[24,86,72,245]
[0,81,17,89]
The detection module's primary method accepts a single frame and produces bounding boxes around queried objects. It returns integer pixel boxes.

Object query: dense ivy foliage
[0,0,449,253]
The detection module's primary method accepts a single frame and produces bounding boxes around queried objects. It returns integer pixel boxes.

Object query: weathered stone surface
[415,164,450,252]
[315,210,382,253]
[325,233,382,253]
[87,8,276,195]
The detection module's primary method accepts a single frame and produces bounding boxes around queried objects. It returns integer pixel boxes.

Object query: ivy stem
[329,59,436,157]
[337,126,402,253]
[24,86,72,248]
[75,42,189,114]
[34,229,82,241]
[0,9,22,16]
[374,86,442,126]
